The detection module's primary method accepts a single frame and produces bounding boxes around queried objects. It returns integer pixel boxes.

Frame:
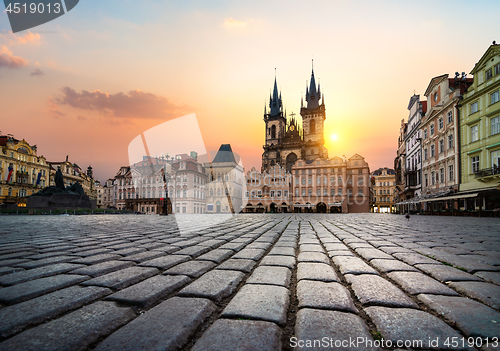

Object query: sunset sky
[1,0,499,183]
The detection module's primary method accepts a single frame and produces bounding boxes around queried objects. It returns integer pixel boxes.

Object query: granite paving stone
[415,263,483,282]
[246,265,291,287]
[112,247,146,256]
[448,281,500,309]
[221,284,290,326]
[332,256,379,275]
[0,262,85,286]
[232,248,267,261]
[216,258,256,273]
[418,294,500,339]
[268,247,295,256]
[259,255,296,269]
[346,274,417,308]
[297,262,339,282]
[0,301,135,351]
[294,309,378,351]
[191,319,282,351]
[0,267,23,276]
[297,252,330,264]
[178,270,244,301]
[170,246,211,257]
[365,306,472,350]
[16,255,77,269]
[0,274,89,305]
[218,242,246,251]
[392,252,440,265]
[387,271,460,296]
[81,266,159,290]
[474,271,500,285]
[71,253,122,265]
[195,249,233,263]
[93,297,216,351]
[354,248,394,261]
[119,250,165,263]
[370,258,418,273]
[106,275,191,307]
[70,260,134,277]
[138,254,191,269]
[164,260,216,278]
[297,280,357,313]
[0,286,111,339]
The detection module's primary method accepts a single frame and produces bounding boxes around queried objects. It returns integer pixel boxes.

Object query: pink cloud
[48,97,65,119]
[0,30,41,45]
[55,87,191,119]
[0,45,28,69]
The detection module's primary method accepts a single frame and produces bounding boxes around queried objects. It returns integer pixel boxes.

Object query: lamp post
[161,167,170,215]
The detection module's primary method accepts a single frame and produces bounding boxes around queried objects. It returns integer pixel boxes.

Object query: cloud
[0,30,41,45]
[77,115,86,121]
[30,68,44,76]
[0,45,28,68]
[48,97,65,119]
[223,18,247,29]
[55,87,191,119]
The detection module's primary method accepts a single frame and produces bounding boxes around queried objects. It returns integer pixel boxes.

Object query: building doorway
[316,202,327,213]
[216,201,221,213]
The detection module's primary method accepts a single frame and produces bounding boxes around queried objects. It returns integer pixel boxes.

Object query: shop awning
[420,193,478,203]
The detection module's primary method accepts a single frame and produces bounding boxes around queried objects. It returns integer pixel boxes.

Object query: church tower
[300,63,327,160]
[262,75,286,171]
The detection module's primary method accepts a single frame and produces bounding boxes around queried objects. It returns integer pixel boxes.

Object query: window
[440,168,445,183]
[270,190,275,198]
[330,188,335,196]
[316,177,321,186]
[430,144,435,157]
[430,124,434,135]
[486,68,493,80]
[316,189,321,196]
[277,190,282,198]
[449,165,454,181]
[471,101,478,114]
[245,191,249,198]
[495,63,500,76]
[424,148,428,160]
[302,189,306,196]
[330,176,335,184]
[491,90,499,105]
[338,188,343,195]
[448,134,454,149]
[424,173,428,187]
[439,139,444,153]
[284,190,288,197]
[471,125,479,142]
[424,129,428,139]
[431,171,435,185]
[434,92,438,101]
[492,116,500,135]
[438,118,444,130]
[491,150,500,169]
[447,111,453,124]
[308,189,312,196]
[295,188,299,196]
[308,177,312,185]
[471,156,480,173]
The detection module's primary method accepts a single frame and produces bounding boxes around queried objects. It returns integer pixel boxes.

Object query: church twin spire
[305,62,322,109]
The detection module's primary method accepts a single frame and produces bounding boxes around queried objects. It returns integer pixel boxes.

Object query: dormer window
[434,92,438,102]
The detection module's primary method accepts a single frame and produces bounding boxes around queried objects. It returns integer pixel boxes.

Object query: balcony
[474,167,500,182]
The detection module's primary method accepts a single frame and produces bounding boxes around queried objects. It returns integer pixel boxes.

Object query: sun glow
[330,134,338,141]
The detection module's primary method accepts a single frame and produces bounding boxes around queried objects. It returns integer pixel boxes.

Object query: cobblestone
[0,214,498,350]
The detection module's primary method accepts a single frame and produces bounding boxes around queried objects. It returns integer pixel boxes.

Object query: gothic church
[262,66,328,172]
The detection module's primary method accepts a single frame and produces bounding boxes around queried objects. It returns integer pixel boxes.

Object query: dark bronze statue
[55,167,65,190]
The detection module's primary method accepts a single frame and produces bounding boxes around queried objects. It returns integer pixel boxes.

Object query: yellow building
[371,168,396,213]
[48,156,97,200]
[0,134,50,207]
[459,42,500,212]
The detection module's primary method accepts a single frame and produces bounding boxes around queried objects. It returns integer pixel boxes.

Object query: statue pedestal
[27,193,95,210]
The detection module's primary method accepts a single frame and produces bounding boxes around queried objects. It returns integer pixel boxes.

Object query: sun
[330,134,338,141]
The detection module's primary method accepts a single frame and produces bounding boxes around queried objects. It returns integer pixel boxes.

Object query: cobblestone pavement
[0,214,499,350]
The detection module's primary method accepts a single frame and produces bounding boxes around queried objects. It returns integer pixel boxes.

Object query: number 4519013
[5,2,62,14]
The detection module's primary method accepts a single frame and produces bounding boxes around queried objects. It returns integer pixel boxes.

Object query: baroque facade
[371,168,396,213]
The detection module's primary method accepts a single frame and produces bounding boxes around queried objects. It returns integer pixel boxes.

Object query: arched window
[217,188,221,196]
[217,174,221,181]
[210,189,213,196]
[271,125,276,139]
[310,120,316,133]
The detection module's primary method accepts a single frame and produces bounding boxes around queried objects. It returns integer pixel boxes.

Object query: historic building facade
[420,73,472,211]
[371,168,396,213]
[394,119,407,203]
[262,67,327,172]
[243,164,292,213]
[459,43,500,211]
[204,145,244,214]
[0,134,50,207]
[402,95,426,210]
